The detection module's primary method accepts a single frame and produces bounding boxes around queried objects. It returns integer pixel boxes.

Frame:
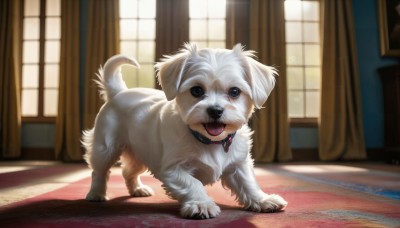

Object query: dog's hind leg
[121,152,154,197]
[83,129,122,202]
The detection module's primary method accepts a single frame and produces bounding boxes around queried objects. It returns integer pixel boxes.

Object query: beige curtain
[319,0,366,161]
[55,0,82,161]
[248,0,292,162]
[0,0,22,158]
[83,0,120,130]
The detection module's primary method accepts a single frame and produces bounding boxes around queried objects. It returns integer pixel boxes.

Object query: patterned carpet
[0,161,399,227]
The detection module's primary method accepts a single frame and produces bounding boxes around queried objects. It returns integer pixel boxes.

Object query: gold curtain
[248,0,292,162]
[156,0,189,59]
[319,0,366,160]
[0,0,22,158]
[55,0,82,161]
[83,0,120,130]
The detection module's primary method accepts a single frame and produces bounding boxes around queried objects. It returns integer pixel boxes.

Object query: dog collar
[189,129,236,153]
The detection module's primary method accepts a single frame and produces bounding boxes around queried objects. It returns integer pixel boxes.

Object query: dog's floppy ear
[234,44,277,109]
[155,43,196,100]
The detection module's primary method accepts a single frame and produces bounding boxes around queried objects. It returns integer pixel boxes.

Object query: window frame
[21,0,60,123]
[119,0,157,88]
[284,0,321,127]
[188,0,227,49]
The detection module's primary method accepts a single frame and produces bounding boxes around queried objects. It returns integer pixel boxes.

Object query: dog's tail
[95,55,140,101]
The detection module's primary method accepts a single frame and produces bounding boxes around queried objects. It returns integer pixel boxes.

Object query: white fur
[83,43,287,219]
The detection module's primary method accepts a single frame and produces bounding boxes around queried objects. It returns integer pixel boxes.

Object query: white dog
[83,43,287,219]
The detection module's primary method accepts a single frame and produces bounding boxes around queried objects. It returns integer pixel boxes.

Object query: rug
[0,162,399,227]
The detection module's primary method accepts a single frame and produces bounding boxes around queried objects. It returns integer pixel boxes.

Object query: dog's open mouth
[203,122,226,136]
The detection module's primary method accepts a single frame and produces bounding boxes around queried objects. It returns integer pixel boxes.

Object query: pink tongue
[204,122,225,136]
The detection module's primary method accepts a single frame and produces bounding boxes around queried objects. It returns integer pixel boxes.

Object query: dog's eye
[228,87,241,98]
[190,86,205,98]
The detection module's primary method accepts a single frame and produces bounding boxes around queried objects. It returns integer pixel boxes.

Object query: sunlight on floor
[279,165,369,174]
[0,163,91,206]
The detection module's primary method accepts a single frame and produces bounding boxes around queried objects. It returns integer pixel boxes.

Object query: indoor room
[0,0,399,227]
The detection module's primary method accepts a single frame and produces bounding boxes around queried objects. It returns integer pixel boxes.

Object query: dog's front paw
[129,185,154,197]
[181,200,221,219]
[86,191,109,202]
[247,194,287,213]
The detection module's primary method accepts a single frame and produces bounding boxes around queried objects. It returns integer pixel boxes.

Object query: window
[21,0,61,121]
[284,0,321,122]
[189,0,226,48]
[119,0,156,88]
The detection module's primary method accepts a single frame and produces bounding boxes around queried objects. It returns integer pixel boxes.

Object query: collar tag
[222,134,234,152]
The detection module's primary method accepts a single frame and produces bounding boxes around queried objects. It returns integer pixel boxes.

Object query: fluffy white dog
[83,43,287,219]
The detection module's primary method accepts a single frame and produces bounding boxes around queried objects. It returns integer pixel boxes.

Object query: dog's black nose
[207,106,224,119]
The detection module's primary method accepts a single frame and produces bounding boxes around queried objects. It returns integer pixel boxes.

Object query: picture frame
[378,0,400,57]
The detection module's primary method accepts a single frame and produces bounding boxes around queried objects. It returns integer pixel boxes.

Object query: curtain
[156,0,189,89]
[0,0,22,158]
[55,0,82,161]
[156,0,189,60]
[319,0,366,161]
[226,0,250,48]
[83,0,120,130]
[248,0,292,162]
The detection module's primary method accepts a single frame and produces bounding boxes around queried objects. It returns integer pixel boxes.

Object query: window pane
[46,0,61,16]
[120,19,137,39]
[120,0,137,18]
[304,44,320,66]
[306,91,320,117]
[25,0,40,16]
[120,41,137,56]
[22,89,38,116]
[284,1,302,21]
[138,20,155,39]
[138,41,155,62]
[303,22,319,43]
[285,22,302,43]
[208,19,225,40]
[22,65,39,88]
[45,64,59,88]
[208,0,226,18]
[303,1,319,21]
[190,0,207,19]
[44,89,58,116]
[286,44,303,65]
[285,0,321,119]
[45,41,60,63]
[287,67,303,90]
[122,65,138,88]
[24,18,40,39]
[305,67,320,90]
[190,20,207,40]
[23,41,40,63]
[288,91,304,117]
[192,41,207,49]
[138,64,155,88]
[138,0,155,18]
[46,18,61,39]
[208,41,225,48]
[119,0,155,89]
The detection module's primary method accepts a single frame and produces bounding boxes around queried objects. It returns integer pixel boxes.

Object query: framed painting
[378,0,400,56]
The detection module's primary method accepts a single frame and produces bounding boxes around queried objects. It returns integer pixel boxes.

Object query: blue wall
[353,0,399,148]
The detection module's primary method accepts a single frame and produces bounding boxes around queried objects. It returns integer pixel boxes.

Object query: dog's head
[155,43,276,141]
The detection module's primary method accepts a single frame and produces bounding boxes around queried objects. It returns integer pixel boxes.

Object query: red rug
[0,163,399,227]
